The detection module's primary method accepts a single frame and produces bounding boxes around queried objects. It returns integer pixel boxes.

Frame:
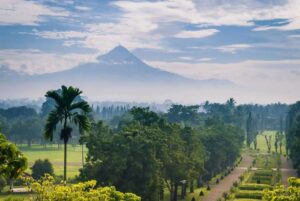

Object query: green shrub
[235,190,263,199]
[255,170,273,176]
[223,192,228,199]
[31,159,54,180]
[239,184,271,191]
[199,190,204,196]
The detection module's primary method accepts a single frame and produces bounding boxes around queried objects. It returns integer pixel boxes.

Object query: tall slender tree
[44,86,91,183]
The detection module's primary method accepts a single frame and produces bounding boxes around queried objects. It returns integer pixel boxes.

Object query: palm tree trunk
[64,141,67,184]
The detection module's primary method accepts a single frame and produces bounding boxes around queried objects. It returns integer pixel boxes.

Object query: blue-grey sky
[1,0,300,103]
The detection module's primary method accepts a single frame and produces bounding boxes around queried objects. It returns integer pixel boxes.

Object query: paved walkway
[201,154,252,201]
[280,156,297,186]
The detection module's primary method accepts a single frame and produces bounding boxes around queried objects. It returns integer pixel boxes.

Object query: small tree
[0,134,27,190]
[31,159,54,180]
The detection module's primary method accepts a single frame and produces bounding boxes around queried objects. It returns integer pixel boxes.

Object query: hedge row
[239,183,271,191]
[235,190,263,199]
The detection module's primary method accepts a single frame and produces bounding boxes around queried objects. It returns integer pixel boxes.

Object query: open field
[18,144,87,178]
[253,131,286,155]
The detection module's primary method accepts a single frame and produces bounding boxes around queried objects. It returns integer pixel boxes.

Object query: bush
[31,159,54,180]
[207,185,211,190]
[199,191,204,196]
[233,181,238,187]
[239,183,271,191]
[255,170,273,176]
[235,190,263,199]
[0,175,7,192]
[264,177,300,201]
[216,179,219,184]
[29,174,141,201]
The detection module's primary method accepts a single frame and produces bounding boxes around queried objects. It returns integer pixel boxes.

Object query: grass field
[18,144,87,178]
[253,131,286,155]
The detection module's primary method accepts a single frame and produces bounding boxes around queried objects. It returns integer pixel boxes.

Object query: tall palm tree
[44,86,91,183]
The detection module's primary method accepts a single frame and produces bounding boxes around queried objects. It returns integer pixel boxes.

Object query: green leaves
[44,85,91,142]
[28,175,141,201]
[0,133,27,180]
[263,177,300,201]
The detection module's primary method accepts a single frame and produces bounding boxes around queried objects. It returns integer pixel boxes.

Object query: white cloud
[0,49,97,74]
[0,0,69,25]
[175,29,219,38]
[112,0,300,29]
[179,56,212,62]
[74,6,92,11]
[216,44,253,54]
[31,29,87,40]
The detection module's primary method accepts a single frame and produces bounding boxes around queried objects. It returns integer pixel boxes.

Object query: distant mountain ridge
[0,45,234,101]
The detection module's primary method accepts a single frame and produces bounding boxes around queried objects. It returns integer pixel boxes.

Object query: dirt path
[201,154,252,201]
[280,156,297,186]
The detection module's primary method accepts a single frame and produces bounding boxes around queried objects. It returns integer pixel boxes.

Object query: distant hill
[0,45,234,102]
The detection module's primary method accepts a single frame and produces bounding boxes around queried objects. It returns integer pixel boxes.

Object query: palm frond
[45,90,63,107]
[70,101,91,114]
[73,114,91,134]
[62,85,82,106]
[44,110,62,141]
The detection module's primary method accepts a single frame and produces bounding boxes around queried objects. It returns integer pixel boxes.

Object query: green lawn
[18,144,87,179]
[254,131,286,155]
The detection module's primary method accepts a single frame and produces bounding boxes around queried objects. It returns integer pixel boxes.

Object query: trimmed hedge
[239,184,271,191]
[235,190,263,199]
[254,170,273,176]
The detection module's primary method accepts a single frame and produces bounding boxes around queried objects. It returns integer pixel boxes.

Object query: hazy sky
[0,0,300,103]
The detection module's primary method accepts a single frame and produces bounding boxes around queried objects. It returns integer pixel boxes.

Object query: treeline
[93,105,129,120]
[0,98,288,149]
[79,106,244,201]
[0,106,42,146]
[286,101,300,174]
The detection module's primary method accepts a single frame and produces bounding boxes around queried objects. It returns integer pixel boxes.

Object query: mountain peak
[97,45,142,65]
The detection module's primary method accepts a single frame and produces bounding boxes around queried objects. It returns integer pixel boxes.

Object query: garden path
[201,154,252,201]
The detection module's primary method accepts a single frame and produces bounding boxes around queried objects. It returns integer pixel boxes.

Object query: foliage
[31,159,54,180]
[80,107,245,201]
[263,177,300,201]
[286,101,300,170]
[235,190,263,199]
[167,104,199,125]
[0,133,27,188]
[239,183,271,191]
[10,117,42,147]
[25,174,141,201]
